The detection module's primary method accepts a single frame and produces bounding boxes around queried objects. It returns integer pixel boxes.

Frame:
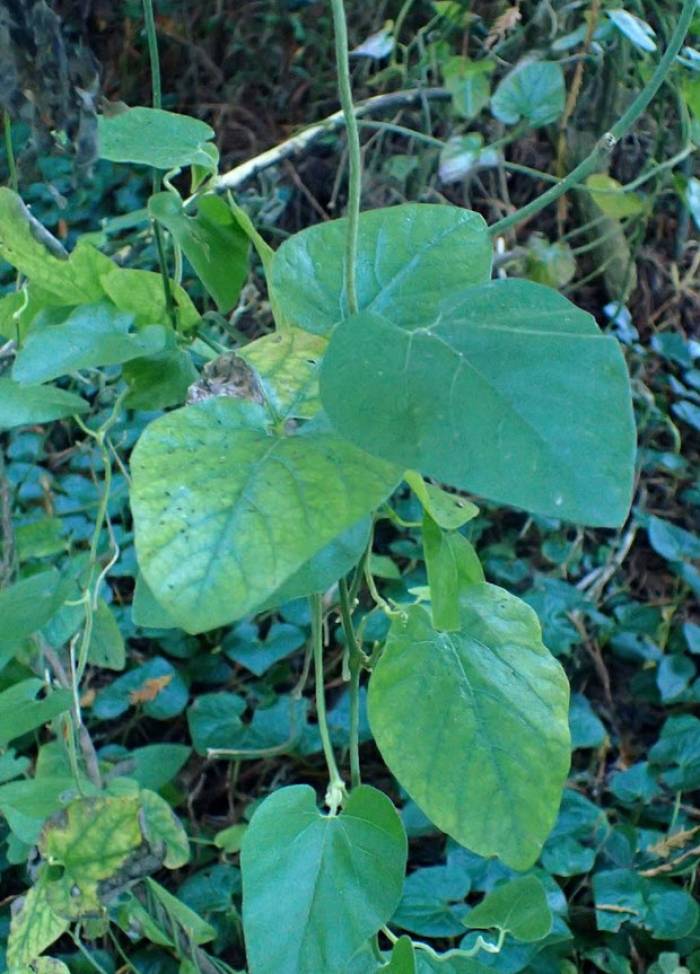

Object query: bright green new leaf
[462,875,552,942]
[0,377,89,430]
[0,568,67,649]
[585,175,645,219]
[0,680,73,748]
[0,189,112,304]
[270,203,492,336]
[241,784,407,974]
[140,789,190,868]
[13,302,167,385]
[148,192,249,312]
[491,61,565,127]
[131,398,400,632]
[6,872,69,967]
[239,327,327,420]
[100,267,200,330]
[39,795,142,881]
[320,279,636,526]
[385,937,417,972]
[422,514,484,631]
[405,472,479,530]
[368,584,571,869]
[98,106,216,170]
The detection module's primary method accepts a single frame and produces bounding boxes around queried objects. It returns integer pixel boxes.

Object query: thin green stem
[489,0,696,236]
[329,0,361,315]
[339,579,364,789]
[310,594,345,811]
[3,111,18,192]
[141,0,176,328]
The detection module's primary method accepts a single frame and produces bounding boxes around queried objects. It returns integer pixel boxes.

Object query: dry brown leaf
[129,674,173,705]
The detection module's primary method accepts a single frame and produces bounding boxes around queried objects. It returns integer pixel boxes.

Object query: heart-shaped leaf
[0,377,89,430]
[98,107,216,170]
[368,583,570,869]
[270,203,491,335]
[321,278,636,526]
[130,399,400,632]
[241,784,407,974]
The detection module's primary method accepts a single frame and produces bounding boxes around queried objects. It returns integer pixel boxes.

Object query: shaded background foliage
[0,1,699,972]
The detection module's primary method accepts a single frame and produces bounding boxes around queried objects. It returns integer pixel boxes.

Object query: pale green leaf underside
[270,203,492,335]
[321,278,636,526]
[98,107,216,170]
[130,399,400,633]
[241,785,407,974]
[368,583,571,869]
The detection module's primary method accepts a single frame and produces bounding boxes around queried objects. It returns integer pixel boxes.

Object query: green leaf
[422,514,484,631]
[270,203,491,336]
[0,568,68,648]
[320,278,635,526]
[132,572,179,629]
[0,189,112,304]
[392,865,471,937]
[98,107,216,170]
[0,680,73,748]
[100,267,200,330]
[405,472,479,530]
[239,328,327,420]
[491,61,565,126]
[593,869,699,939]
[224,621,306,676]
[148,192,249,313]
[462,876,552,942]
[140,789,190,868]
[385,937,417,972]
[367,584,570,869]
[86,599,126,671]
[0,776,85,846]
[13,302,168,385]
[123,347,198,411]
[253,517,371,612]
[6,872,69,967]
[0,377,89,430]
[39,795,142,881]
[649,715,700,790]
[648,515,700,562]
[145,877,216,945]
[585,175,646,219]
[443,56,494,119]
[241,784,407,974]
[104,743,191,791]
[606,9,657,52]
[131,399,400,632]
[187,692,247,755]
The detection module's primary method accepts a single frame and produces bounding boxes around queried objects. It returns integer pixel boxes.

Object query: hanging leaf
[98,106,217,170]
[320,278,636,526]
[270,203,492,336]
[422,514,484,631]
[585,175,646,219]
[367,584,570,869]
[491,61,565,127]
[131,398,400,632]
[406,472,479,530]
[241,784,407,974]
[148,192,249,312]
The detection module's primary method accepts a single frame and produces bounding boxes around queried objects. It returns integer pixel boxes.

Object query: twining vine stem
[329,0,362,315]
[489,0,697,236]
[310,594,346,810]
[141,0,176,328]
[339,579,364,790]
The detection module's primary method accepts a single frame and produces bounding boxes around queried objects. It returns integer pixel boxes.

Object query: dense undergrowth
[0,2,699,973]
